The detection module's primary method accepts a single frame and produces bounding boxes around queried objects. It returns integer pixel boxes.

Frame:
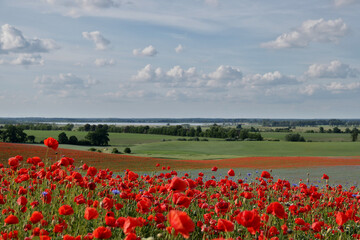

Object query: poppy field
[1,137,360,239]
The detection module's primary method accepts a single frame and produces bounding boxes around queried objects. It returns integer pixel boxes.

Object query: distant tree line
[78,124,263,140]
[6,123,75,131]
[261,119,360,127]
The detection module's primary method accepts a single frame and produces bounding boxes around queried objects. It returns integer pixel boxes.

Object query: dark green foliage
[285,133,305,142]
[112,148,120,154]
[77,140,91,146]
[27,135,35,143]
[68,136,79,145]
[351,128,359,142]
[85,128,109,146]
[58,132,69,144]
[124,147,131,154]
[1,125,27,143]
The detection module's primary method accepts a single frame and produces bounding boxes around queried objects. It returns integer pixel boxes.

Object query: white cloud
[0,24,58,54]
[45,0,120,9]
[133,45,158,57]
[0,54,44,66]
[208,65,243,80]
[326,82,360,92]
[34,73,99,97]
[334,0,357,7]
[175,44,184,53]
[11,54,44,66]
[305,60,359,78]
[94,58,115,67]
[261,18,348,49]
[131,64,162,82]
[82,31,110,50]
[299,84,321,96]
[242,71,298,86]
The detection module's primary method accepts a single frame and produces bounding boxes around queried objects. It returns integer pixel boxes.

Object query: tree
[333,127,342,133]
[351,128,359,142]
[319,127,324,133]
[2,125,27,143]
[124,147,131,154]
[68,136,79,145]
[285,133,305,142]
[84,124,91,131]
[112,148,120,154]
[85,128,109,146]
[58,132,69,144]
[27,135,35,143]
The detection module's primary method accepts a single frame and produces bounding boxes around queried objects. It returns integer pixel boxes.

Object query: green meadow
[24,130,360,160]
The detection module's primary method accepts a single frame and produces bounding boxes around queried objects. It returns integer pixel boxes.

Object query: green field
[261,132,352,142]
[24,130,360,160]
[130,141,360,159]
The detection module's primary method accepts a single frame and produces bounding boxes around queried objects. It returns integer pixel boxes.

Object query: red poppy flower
[322,174,329,180]
[266,202,286,219]
[137,198,152,214]
[58,205,74,215]
[93,226,112,239]
[84,207,99,220]
[44,137,59,150]
[128,171,138,181]
[228,169,235,176]
[168,210,195,239]
[4,215,19,224]
[87,167,98,177]
[101,197,114,210]
[236,210,260,235]
[336,212,348,226]
[217,218,234,232]
[311,221,324,232]
[8,157,19,167]
[260,171,271,178]
[215,201,230,215]
[123,217,143,235]
[30,211,44,224]
[17,196,28,206]
[295,218,306,226]
[169,177,188,192]
[211,166,218,171]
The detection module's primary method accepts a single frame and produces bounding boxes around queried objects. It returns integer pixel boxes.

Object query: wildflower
[168,210,195,239]
[266,202,286,219]
[111,189,120,195]
[44,137,59,150]
[58,205,74,215]
[93,226,112,239]
[169,176,188,192]
[84,207,99,220]
[30,211,44,224]
[4,214,19,224]
[228,169,235,176]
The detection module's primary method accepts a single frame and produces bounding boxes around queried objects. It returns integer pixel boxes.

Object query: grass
[130,141,360,160]
[24,130,211,147]
[261,132,352,142]
[23,130,360,160]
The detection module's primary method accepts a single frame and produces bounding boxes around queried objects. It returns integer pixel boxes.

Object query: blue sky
[0,0,359,118]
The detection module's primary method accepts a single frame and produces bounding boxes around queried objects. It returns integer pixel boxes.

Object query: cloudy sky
[1,0,359,118]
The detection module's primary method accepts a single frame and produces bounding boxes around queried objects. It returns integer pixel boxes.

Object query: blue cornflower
[42,192,48,196]
[112,189,120,195]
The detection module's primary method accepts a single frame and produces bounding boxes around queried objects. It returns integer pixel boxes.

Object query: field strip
[1,142,360,171]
